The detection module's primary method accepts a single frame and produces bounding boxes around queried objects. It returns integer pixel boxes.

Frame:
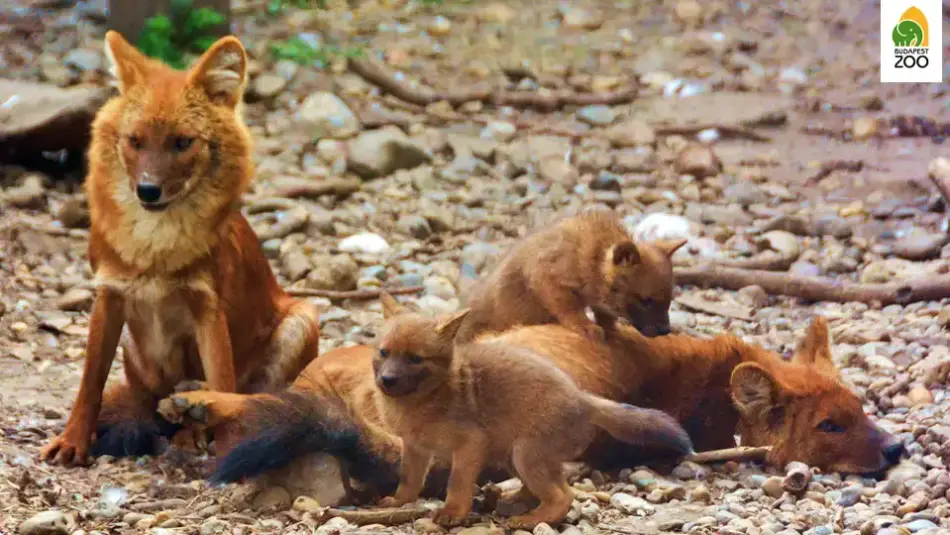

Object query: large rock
[346,126,431,179]
[0,80,110,163]
[297,92,360,139]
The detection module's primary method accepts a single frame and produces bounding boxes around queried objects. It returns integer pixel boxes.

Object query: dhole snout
[120,123,204,210]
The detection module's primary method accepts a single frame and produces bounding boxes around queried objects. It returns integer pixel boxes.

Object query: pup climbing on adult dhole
[371,293,692,529]
[455,209,687,343]
[40,31,321,466]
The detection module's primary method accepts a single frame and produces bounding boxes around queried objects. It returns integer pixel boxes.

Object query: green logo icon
[891,7,929,47]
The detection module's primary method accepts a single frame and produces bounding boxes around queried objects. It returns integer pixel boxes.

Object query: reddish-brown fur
[40,32,320,466]
[456,210,686,342]
[161,305,904,489]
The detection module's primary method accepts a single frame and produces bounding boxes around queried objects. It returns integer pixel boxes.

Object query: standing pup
[373,294,692,529]
[456,210,686,343]
[41,31,320,466]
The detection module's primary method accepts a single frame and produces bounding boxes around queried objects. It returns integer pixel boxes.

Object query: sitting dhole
[456,209,686,343]
[373,294,693,529]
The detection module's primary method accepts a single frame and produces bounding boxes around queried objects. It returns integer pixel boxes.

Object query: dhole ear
[434,308,471,340]
[103,30,150,93]
[186,36,247,107]
[793,316,838,377]
[657,238,688,258]
[611,242,641,267]
[730,363,780,415]
[379,292,405,320]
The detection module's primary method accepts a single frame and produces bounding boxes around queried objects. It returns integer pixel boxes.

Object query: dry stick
[271,177,362,199]
[675,266,950,306]
[322,507,429,526]
[285,285,425,300]
[654,123,771,142]
[685,446,771,464]
[804,160,864,186]
[675,250,798,272]
[348,57,638,111]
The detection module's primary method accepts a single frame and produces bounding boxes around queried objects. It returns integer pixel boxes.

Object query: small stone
[674,145,722,178]
[252,486,292,511]
[56,198,90,228]
[293,496,321,513]
[737,285,769,308]
[811,215,852,239]
[306,254,358,291]
[893,228,946,261]
[250,74,288,99]
[671,461,710,480]
[458,527,499,535]
[64,48,103,72]
[6,174,46,209]
[397,215,432,239]
[576,105,616,126]
[414,518,443,534]
[346,126,431,179]
[199,518,229,535]
[558,6,604,29]
[475,2,517,24]
[298,92,361,139]
[689,484,711,503]
[18,511,68,535]
[837,484,863,506]
[609,493,655,515]
[481,121,517,142]
[604,119,655,147]
[904,519,938,532]
[674,0,704,26]
[761,476,784,499]
[724,182,768,205]
[590,172,622,192]
[538,156,579,186]
[852,117,879,140]
[907,386,934,406]
[532,523,557,535]
[339,232,390,255]
[428,16,452,35]
[57,288,94,312]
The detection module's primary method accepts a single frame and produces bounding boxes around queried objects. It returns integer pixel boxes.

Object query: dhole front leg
[434,436,488,526]
[41,288,125,466]
[193,300,237,393]
[530,279,602,341]
[379,443,431,508]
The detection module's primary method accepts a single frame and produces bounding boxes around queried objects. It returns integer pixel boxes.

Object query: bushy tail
[91,383,180,458]
[584,395,693,456]
[209,390,394,487]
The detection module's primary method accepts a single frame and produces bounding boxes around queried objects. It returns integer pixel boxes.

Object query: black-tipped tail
[90,416,180,458]
[209,390,395,488]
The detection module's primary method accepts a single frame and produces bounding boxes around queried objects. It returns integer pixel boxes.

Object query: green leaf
[143,14,174,34]
[191,35,218,52]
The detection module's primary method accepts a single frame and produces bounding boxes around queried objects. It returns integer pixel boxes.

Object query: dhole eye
[128,135,143,150]
[378,348,388,359]
[173,135,194,152]
[817,419,845,433]
[408,354,423,365]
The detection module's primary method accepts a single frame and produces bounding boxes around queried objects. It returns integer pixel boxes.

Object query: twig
[348,57,638,111]
[805,160,864,186]
[286,286,424,300]
[271,177,361,199]
[685,446,771,464]
[322,507,428,526]
[654,123,771,142]
[675,266,950,306]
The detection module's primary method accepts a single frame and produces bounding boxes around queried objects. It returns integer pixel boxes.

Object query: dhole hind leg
[250,300,321,392]
[506,441,574,530]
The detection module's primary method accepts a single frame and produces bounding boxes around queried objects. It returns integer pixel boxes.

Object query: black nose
[380,375,398,388]
[136,182,162,203]
[883,442,906,464]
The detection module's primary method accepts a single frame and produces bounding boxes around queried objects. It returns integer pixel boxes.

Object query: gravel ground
[1,0,950,534]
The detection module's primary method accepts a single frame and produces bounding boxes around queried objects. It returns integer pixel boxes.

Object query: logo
[881,0,943,83]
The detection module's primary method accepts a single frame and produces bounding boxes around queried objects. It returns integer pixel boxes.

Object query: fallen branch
[686,446,771,464]
[675,266,950,305]
[322,507,429,526]
[348,57,638,111]
[805,160,864,186]
[286,286,425,300]
[653,123,771,142]
[271,177,362,199]
[676,250,798,272]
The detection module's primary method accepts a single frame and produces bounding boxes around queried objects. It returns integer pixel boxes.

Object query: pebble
[762,476,784,499]
[250,73,288,99]
[6,174,46,209]
[674,0,704,26]
[690,484,711,503]
[347,126,431,179]
[476,2,517,24]
[306,254,358,291]
[252,486,291,511]
[674,146,722,178]
[63,48,103,72]
[338,232,391,255]
[605,119,656,147]
[56,288,94,312]
[56,198,90,228]
[397,215,433,239]
[532,523,557,535]
[414,518,443,534]
[298,92,361,139]
[837,484,864,506]
[907,386,934,406]
[576,105,616,126]
[481,121,517,142]
[893,228,946,261]
[292,496,322,513]
[559,6,604,29]
[904,519,938,532]
[852,117,879,140]
[609,493,655,515]
[18,511,68,535]
[724,182,768,205]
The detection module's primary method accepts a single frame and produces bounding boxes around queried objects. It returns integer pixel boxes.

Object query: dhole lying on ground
[41,31,320,466]
[456,209,686,343]
[369,295,692,528]
[160,302,906,501]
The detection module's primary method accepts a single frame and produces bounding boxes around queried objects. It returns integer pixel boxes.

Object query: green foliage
[137,0,227,69]
[267,0,327,16]
[269,36,364,67]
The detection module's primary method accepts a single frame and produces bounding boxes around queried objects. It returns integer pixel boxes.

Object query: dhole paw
[170,427,209,453]
[377,496,409,508]
[173,380,209,393]
[433,505,470,527]
[157,394,208,425]
[40,432,91,466]
[506,514,543,530]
